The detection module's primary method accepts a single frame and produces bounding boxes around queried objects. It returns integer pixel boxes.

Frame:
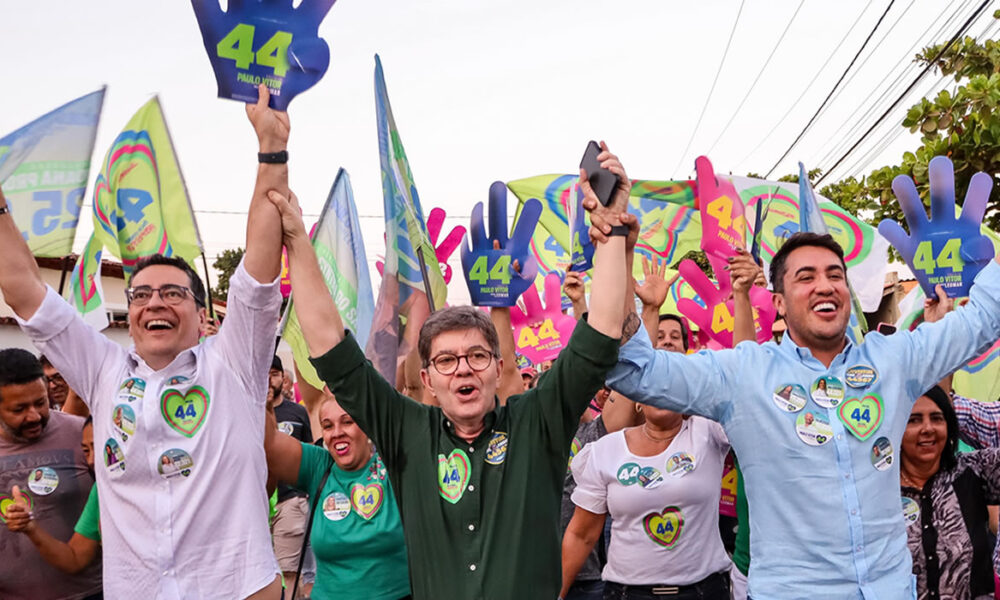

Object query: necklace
[900,469,924,490]
[641,423,679,443]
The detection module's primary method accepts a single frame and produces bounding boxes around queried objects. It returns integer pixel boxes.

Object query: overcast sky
[1,0,990,303]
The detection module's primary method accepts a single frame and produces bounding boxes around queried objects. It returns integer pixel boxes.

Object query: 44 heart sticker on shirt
[160,386,211,437]
[437,449,470,504]
[350,482,384,520]
[643,505,684,549]
[838,393,883,441]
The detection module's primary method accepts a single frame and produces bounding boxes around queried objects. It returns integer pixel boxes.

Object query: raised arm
[635,256,672,341]
[264,396,304,486]
[491,306,524,403]
[266,189,345,356]
[0,186,46,319]
[563,271,588,320]
[730,249,763,345]
[243,84,290,284]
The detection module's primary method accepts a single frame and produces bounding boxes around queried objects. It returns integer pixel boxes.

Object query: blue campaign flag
[0,89,104,257]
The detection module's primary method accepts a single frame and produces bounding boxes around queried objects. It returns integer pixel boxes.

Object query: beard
[1,414,48,442]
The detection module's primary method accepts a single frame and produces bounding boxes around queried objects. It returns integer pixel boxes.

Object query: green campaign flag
[69,97,202,327]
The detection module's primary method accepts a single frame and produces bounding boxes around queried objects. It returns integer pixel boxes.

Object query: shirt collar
[779,330,854,369]
[126,344,199,377]
[441,402,499,442]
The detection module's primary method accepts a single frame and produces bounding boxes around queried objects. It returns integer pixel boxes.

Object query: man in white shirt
[0,85,289,600]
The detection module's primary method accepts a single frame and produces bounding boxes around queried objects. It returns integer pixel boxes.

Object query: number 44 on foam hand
[877,155,994,298]
[190,0,338,110]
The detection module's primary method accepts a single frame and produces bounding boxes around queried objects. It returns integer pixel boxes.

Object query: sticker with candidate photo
[117,378,145,404]
[870,436,894,471]
[103,439,126,477]
[902,497,920,527]
[157,449,194,480]
[811,376,844,408]
[845,365,877,388]
[111,404,136,441]
[323,492,351,521]
[665,452,696,478]
[795,411,833,446]
[638,466,663,489]
[27,467,59,496]
[773,384,807,413]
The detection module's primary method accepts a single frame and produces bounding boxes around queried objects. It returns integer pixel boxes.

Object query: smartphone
[579,141,618,207]
[876,322,897,336]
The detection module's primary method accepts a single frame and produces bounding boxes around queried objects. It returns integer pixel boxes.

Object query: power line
[815,0,993,185]
[809,0,973,170]
[763,0,896,178]
[702,0,808,160]
[669,0,746,178]
[731,0,875,172]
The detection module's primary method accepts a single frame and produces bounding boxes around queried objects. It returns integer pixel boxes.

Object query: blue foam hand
[191,0,336,110]
[461,181,541,306]
[877,155,994,297]
[569,186,595,272]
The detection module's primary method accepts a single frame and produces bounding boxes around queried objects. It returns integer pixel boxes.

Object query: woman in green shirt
[265,391,410,600]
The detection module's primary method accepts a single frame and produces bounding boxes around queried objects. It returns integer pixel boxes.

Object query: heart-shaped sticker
[437,449,470,504]
[838,394,883,441]
[160,386,211,437]
[350,482,384,520]
[643,506,684,549]
[0,488,32,523]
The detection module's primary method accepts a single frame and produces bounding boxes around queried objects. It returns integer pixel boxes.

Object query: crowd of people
[3,84,1000,600]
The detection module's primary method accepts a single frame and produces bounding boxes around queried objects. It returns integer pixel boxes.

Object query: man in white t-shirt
[0,85,289,600]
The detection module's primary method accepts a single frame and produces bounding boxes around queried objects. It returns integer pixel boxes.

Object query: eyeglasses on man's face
[126,284,203,307]
[428,348,495,375]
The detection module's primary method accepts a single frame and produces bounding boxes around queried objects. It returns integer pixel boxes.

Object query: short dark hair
[922,385,959,472]
[658,313,689,351]
[0,349,44,401]
[129,254,206,307]
[769,233,846,293]
[38,354,53,368]
[418,306,501,367]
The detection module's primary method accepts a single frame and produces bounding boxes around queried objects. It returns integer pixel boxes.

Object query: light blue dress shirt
[607,261,1000,600]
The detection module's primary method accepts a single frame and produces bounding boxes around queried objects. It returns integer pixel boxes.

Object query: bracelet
[0,205,9,216]
[257,150,288,164]
[607,224,629,237]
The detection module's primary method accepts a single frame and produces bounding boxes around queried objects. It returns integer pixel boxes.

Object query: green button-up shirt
[311,320,619,600]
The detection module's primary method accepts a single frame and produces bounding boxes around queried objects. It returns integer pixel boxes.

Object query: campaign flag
[366,55,448,384]
[69,97,203,328]
[0,89,104,257]
[282,169,374,389]
[796,163,868,344]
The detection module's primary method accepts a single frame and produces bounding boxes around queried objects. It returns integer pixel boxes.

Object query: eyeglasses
[126,284,203,307]
[429,349,495,375]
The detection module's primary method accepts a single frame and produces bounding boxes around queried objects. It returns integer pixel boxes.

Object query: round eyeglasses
[429,349,495,375]
[126,284,203,307]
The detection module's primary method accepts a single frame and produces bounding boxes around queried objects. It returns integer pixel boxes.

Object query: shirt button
[469,564,477,571]
[468,524,475,531]
[843,473,850,480]
[469,446,475,453]
[851,509,857,515]
[836,434,843,440]
[468,484,475,492]
[856,545,863,551]
[162,570,169,576]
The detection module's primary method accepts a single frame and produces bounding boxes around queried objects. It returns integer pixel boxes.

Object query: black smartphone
[876,322,897,335]
[579,141,617,207]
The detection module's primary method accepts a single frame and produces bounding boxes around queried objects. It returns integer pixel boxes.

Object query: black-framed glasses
[126,284,203,307]
[429,349,495,375]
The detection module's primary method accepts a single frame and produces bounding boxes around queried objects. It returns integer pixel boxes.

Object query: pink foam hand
[426,207,466,284]
[375,209,465,283]
[510,273,577,364]
[675,260,776,347]
[695,156,747,267]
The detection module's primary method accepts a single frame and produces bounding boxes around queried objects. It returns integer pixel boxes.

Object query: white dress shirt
[18,261,281,599]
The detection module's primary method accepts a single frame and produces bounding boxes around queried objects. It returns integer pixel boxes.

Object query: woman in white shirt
[560,404,732,599]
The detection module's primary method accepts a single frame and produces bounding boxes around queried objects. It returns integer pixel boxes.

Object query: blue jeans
[567,579,605,600]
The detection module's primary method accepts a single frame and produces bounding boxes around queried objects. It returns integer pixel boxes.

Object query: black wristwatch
[607,224,630,237]
[257,150,288,164]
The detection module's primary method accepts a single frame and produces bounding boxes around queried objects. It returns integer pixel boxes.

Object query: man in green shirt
[266,144,634,600]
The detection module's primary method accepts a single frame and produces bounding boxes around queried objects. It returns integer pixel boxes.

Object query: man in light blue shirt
[606,232,1000,599]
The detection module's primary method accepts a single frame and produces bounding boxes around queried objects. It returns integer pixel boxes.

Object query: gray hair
[418,306,501,367]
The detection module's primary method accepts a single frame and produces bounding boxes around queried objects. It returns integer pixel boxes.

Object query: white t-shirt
[571,416,733,585]
[18,261,281,599]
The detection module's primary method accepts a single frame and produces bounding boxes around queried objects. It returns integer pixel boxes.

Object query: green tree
[821,13,1000,231]
[211,247,245,301]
